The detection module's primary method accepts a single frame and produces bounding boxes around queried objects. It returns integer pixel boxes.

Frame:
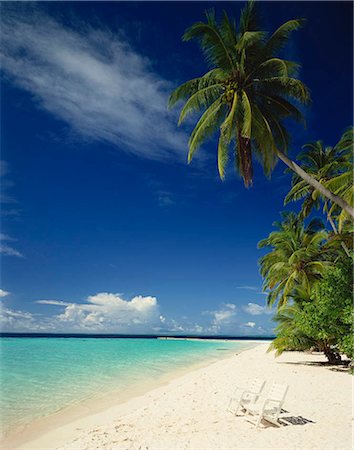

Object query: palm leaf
[183,11,235,71]
[178,84,223,125]
[265,19,305,54]
[168,78,202,109]
[257,77,311,104]
[218,93,239,179]
[239,0,259,33]
[241,90,252,138]
[188,99,225,162]
[236,31,266,51]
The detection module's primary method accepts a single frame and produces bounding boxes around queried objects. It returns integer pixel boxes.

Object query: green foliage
[285,128,354,231]
[305,259,354,359]
[270,260,354,362]
[258,212,332,308]
[268,303,315,356]
[261,126,353,362]
[169,1,309,186]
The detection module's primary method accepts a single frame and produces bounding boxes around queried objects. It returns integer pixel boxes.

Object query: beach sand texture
[14,344,353,450]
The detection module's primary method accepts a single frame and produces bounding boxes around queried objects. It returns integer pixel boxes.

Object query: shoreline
[2,340,260,449]
[4,341,352,450]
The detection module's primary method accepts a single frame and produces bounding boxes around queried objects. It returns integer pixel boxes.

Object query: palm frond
[265,19,305,54]
[178,84,223,125]
[220,10,238,48]
[258,94,304,123]
[188,99,226,162]
[217,93,239,179]
[257,77,311,104]
[284,179,311,204]
[239,0,259,33]
[251,58,300,79]
[169,4,311,185]
[183,11,235,71]
[236,31,266,51]
[241,90,252,138]
[169,69,228,109]
[250,104,277,176]
[168,78,202,109]
[334,127,353,153]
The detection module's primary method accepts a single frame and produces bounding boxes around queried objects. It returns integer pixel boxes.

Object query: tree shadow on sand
[276,360,351,373]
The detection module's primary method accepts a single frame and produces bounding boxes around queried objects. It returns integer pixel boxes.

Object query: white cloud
[236,285,259,291]
[0,233,14,241]
[1,292,164,333]
[0,303,50,331]
[237,285,269,296]
[1,6,187,161]
[36,300,72,306]
[0,161,9,177]
[0,307,33,322]
[0,294,274,336]
[1,209,21,217]
[0,234,23,258]
[224,303,236,310]
[54,293,161,332]
[0,244,23,258]
[0,160,19,209]
[0,161,17,205]
[213,309,235,323]
[257,326,268,334]
[243,302,273,316]
[0,289,10,298]
[157,191,175,207]
[0,163,23,254]
[203,303,237,333]
[193,324,204,333]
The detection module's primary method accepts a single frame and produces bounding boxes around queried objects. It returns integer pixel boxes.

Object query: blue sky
[0,1,353,335]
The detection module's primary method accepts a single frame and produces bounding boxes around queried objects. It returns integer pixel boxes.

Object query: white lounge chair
[227,378,265,416]
[245,382,289,428]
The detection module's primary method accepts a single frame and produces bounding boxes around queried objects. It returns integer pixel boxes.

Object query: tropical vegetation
[268,259,353,364]
[285,128,354,232]
[169,0,353,365]
[259,135,353,364]
[169,0,354,218]
[258,212,332,308]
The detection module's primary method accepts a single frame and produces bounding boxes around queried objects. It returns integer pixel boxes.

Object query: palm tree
[267,303,315,356]
[285,128,353,232]
[169,1,354,218]
[324,128,354,230]
[258,212,332,308]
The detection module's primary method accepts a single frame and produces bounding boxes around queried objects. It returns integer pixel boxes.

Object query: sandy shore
[9,343,353,450]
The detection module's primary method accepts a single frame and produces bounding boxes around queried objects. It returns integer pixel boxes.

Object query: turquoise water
[0,337,253,435]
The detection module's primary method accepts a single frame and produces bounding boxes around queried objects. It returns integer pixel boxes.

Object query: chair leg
[255,414,262,429]
[227,399,240,415]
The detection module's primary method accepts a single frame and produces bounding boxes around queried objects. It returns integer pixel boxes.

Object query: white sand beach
[9,343,353,450]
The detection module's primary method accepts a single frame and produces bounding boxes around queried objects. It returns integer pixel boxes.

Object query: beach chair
[245,382,289,428]
[227,378,265,416]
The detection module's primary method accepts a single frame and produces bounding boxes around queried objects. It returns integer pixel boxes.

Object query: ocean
[0,336,258,436]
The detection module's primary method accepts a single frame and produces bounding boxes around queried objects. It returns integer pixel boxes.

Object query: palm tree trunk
[326,214,351,258]
[277,151,354,219]
[322,341,342,364]
[238,131,253,188]
[327,213,338,233]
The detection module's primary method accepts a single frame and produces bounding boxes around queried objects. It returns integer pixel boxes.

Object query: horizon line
[0,332,275,340]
